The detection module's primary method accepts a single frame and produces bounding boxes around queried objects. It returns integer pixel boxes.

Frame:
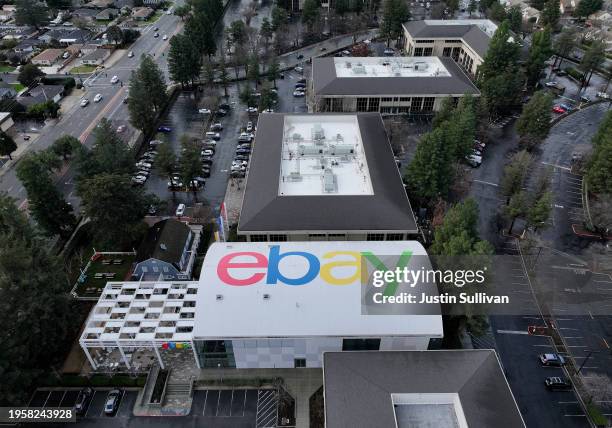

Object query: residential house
[80,48,110,65]
[560,0,578,14]
[131,219,200,281]
[2,26,37,41]
[17,84,65,108]
[0,85,17,100]
[0,112,14,133]
[0,5,16,22]
[58,29,93,45]
[72,8,99,22]
[501,0,540,23]
[131,6,154,20]
[14,38,45,54]
[96,8,119,20]
[31,48,64,66]
[87,0,115,8]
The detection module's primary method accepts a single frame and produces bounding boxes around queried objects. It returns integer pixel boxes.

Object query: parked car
[539,353,566,366]
[74,387,93,415]
[210,123,223,131]
[246,107,258,114]
[596,91,610,99]
[104,390,121,415]
[552,105,566,114]
[201,158,213,165]
[246,121,253,132]
[149,139,163,146]
[296,54,304,60]
[294,66,304,73]
[235,154,250,161]
[465,154,482,168]
[175,203,186,216]
[556,70,567,76]
[580,95,591,103]
[128,51,134,58]
[199,108,211,114]
[162,34,168,40]
[383,48,395,56]
[110,75,119,84]
[545,377,572,391]
[117,125,126,133]
[201,168,211,178]
[205,132,221,140]
[293,90,305,97]
[238,133,253,142]
[544,81,558,87]
[80,98,89,107]
[219,103,231,110]
[341,50,350,56]
[194,176,206,184]
[154,32,159,38]
[559,103,574,112]
[158,126,172,133]
[202,149,214,157]
[136,161,152,168]
[216,108,228,116]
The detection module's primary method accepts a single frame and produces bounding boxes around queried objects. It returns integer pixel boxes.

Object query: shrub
[565,67,584,81]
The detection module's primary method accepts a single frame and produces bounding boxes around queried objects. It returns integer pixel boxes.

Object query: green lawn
[70,65,97,74]
[139,11,163,25]
[74,253,136,298]
[0,64,15,72]
[10,83,25,92]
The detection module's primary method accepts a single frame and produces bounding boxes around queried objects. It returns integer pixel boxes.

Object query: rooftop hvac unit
[292,133,303,141]
[352,65,366,74]
[414,62,428,71]
[327,144,354,156]
[346,62,352,68]
[288,171,303,181]
[323,168,337,193]
[336,133,343,141]
[312,124,325,141]
[299,144,324,156]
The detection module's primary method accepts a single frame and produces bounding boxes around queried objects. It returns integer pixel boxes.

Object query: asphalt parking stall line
[117,391,134,417]
[204,390,219,416]
[59,390,79,408]
[217,390,232,417]
[85,390,106,418]
[45,390,65,407]
[29,390,50,407]
[231,389,247,416]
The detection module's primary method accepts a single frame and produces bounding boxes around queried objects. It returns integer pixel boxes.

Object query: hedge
[565,67,585,82]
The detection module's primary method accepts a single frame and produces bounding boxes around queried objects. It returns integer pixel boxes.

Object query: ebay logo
[216,245,412,292]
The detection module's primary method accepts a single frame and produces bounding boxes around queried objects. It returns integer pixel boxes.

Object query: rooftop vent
[159,243,167,251]
[263,294,271,300]
[215,294,223,301]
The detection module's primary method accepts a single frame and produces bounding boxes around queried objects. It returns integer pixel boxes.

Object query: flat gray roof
[323,350,526,428]
[238,113,417,233]
[402,20,494,58]
[313,56,479,97]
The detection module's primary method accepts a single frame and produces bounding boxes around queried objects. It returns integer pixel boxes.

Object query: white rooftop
[422,19,498,37]
[333,56,451,78]
[80,281,198,344]
[193,242,443,339]
[278,115,373,196]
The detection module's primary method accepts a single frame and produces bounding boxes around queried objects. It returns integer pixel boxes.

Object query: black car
[201,168,211,178]
[218,103,231,110]
[74,387,93,415]
[297,54,304,60]
[235,155,250,161]
[545,377,572,391]
[236,149,251,155]
[297,78,306,84]
[201,158,213,166]
[216,109,227,116]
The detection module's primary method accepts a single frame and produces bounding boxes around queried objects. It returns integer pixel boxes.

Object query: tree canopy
[127,55,168,132]
[516,90,553,148]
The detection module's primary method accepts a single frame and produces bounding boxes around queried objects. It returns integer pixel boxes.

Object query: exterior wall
[229,336,431,368]
[315,94,461,115]
[132,259,181,280]
[243,232,410,242]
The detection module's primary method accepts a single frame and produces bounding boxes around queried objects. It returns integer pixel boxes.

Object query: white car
[246,121,253,132]
[201,149,214,156]
[62,51,70,59]
[466,154,482,168]
[544,81,558,87]
[149,139,163,146]
[246,107,258,113]
[110,75,119,84]
[80,98,89,107]
[198,108,211,114]
[136,162,152,168]
[128,51,134,58]
[94,93,103,103]
[175,203,186,217]
[294,66,304,73]
[162,34,168,40]
[293,90,305,97]
[597,91,610,99]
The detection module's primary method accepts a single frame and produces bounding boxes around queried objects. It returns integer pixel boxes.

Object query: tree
[50,135,79,160]
[179,136,202,200]
[267,59,280,88]
[585,133,612,195]
[505,190,528,233]
[507,5,523,32]
[155,139,177,199]
[579,39,605,88]
[574,0,602,17]
[540,0,560,27]
[302,0,320,31]
[432,97,456,129]
[247,55,260,87]
[168,34,201,87]
[218,53,230,97]
[500,150,533,201]
[0,132,17,160]
[552,28,576,69]
[128,55,167,132]
[591,111,612,148]
[530,0,545,9]
[468,0,478,16]
[79,173,150,248]
[14,0,48,28]
[478,21,520,83]
[106,25,123,45]
[271,6,288,31]
[203,59,216,87]
[260,17,273,46]
[527,192,552,230]
[489,1,507,22]
[0,194,74,405]
[185,12,217,57]
[405,127,454,201]
[380,0,410,46]
[480,71,523,115]
[516,90,553,148]
[228,20,247,46]
[16,151,76,237]
[447,0,460,14]
[75,118,134,183]
[259,85,278,111]
[17,63,44,87]
[174,4,191,20]
[589,196,612,237]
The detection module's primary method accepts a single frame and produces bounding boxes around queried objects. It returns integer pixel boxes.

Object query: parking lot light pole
[576,350,598,374]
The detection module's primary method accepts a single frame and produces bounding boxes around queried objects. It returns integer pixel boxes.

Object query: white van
[205,132,221,141]
[175,203,186,217]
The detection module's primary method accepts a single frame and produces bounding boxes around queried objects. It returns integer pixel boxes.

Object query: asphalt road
[0,6,184,210]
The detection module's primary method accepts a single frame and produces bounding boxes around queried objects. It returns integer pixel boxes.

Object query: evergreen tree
[168,34,202,87]
[478,21,519,83]
[540,0,560,27]
[552,28,576,69]
[516,90,553,148]
[0,132,17,160]
[574,0,602,17]
[179,136,202,199]
[14,0,48,28]
[527,192,552,230]
[507,5,523,32]
[127,55,167,132]
[50,135,80,161]
[380,0,410,45]
[302,0,320,31]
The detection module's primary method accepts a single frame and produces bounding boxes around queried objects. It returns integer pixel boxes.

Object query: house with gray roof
[79,48,110,65]
[312,56,479,115]
[323,350,526,428]
[237,112,418,241]
[131,219,200,281]
[402,19,498,77]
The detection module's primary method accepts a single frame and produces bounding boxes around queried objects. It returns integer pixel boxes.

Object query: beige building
[402,19,498,77]
[31,48,64,66]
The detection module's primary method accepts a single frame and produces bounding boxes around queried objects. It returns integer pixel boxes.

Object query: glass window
[443,47,452,57]
[269,234,287,242]
[386,233,404,241]
[399,97,410,102]
[381,97,393,102]
[294,358,306,368]
[367,97,380,112]
[332,98,343,112]
[422,97,435,112]
[415,39,434,43]
[366,233,385,241]
[356,98,368,112]
[250,234,268,242]
[423,47,433,56]
[414,47,424,57]
[410,97,423,112]
[444,39,462,43]
[342,338,381,351]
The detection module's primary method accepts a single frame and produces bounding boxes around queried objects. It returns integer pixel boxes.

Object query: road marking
[554,204,564,208]
[533,344,553,347]
[79,88,126,143]
[473,179,498,187]
[594,279,612,284]
[542,161,571,171]
[588,311,594,320]
[559,401,578,404]
[564,414,586,417]
[496,330,528,335]
[603,338,610,349]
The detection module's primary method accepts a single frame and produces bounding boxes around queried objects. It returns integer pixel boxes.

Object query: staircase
[165,381,192,398]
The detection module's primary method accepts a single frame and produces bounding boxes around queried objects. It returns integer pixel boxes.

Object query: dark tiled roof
[312,56,479,97]
[238,112,417,233]
[136,219,191,267]
[323,350,526,428]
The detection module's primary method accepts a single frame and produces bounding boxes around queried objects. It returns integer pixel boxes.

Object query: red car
[552,105,566,114]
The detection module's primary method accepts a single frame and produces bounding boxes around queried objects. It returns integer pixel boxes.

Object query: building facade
[312,57,479,116]
[402,19,498,77]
